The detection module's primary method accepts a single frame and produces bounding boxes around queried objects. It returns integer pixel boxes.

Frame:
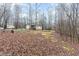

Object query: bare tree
[3,3,11,29]
[34,3,40,26]
[39,11,47,30]
[47,9,53,30]
[28,3,33,25]
[55,3,79,43]
[14,4,21,29]
[0,4,5,27]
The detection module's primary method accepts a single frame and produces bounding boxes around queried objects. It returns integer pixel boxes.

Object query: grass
[14,29,26,32]
[61,41,75,53]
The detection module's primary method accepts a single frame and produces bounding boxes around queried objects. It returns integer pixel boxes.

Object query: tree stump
[11,30,14,33]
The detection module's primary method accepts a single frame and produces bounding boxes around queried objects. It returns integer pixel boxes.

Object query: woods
[54,3,79,43]
[0,3,79,43]
[0,3,54,30]
[0,3,79,56]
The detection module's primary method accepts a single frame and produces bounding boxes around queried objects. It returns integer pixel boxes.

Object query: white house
[36,26,42,30]
[0,27,3,29]
[26,25,30,30]
[7,25,15,29]
[26,24,42,30]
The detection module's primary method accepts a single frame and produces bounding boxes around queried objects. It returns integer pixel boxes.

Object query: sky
[17,3,57,24]
[0,0,77,3]
[10,3,57,18]
[21,3,57,12]
[9,3,57,25]
[18,3,57,18]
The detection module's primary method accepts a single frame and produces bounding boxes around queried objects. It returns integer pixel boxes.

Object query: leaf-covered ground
[0,30,78,56]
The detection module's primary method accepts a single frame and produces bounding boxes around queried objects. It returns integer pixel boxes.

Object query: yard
[0,30,78,56]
